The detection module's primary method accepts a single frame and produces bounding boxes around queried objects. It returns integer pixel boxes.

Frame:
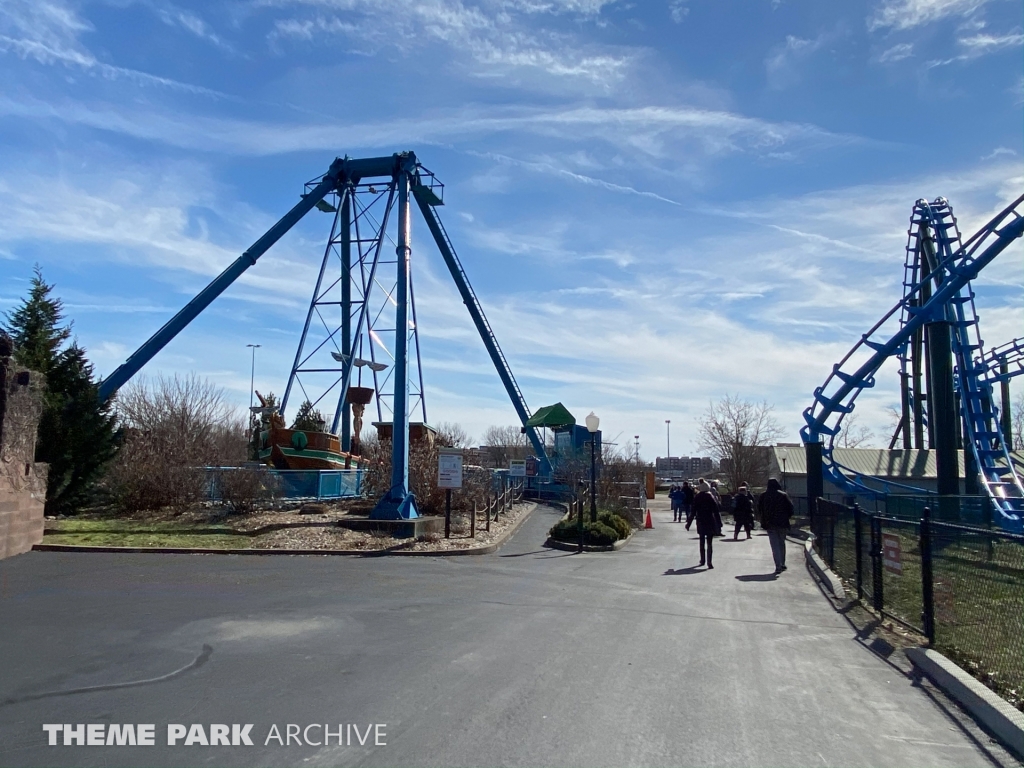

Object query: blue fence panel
[203,468,364,501]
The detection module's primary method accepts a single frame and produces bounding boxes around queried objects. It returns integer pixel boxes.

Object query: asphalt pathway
[0,497,1016,768]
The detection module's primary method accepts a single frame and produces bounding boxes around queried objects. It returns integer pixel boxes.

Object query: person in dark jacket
[732,483,755,540]
[669,483,683,522]
[682,481,696,527]
[692,480,723,569]
[757,478,794,573]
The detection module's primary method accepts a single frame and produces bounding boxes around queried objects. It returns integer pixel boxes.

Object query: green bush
[599,512,631,540]
[549,516,622,546]
[585,521,619,546]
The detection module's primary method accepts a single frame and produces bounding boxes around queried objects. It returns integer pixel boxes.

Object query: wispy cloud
[0,96,867,165]
[868,0,990,31]
[877,42,914,62]
[263,0,631,86]
[765,34,826,89]
[0,0,227,96]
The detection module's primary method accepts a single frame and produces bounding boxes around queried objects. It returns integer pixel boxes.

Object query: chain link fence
[811,498,1024,711]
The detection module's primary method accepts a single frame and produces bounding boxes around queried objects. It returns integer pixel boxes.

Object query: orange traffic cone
[645,510,653,529]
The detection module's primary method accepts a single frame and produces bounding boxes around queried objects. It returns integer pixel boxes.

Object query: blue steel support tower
[96,152,555,520]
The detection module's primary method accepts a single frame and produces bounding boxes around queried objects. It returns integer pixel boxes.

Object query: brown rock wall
[0,352,47,560]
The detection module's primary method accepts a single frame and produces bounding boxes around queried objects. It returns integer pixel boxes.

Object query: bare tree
[483,425,529,468]
[435,421,473,449]
[835,412,875,449]
[106,373,247,514]
[696,395,784,492]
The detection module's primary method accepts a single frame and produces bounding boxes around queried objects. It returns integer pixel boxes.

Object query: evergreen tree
[3,267,119,514]
[291,399,327,432]
[4,265,71,375]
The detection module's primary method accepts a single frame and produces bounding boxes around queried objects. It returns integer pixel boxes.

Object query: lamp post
[246,344,261,411]
[781,454,788,491]
[665,419,671,460]
[634,435,640,464]
[586,412,600,523]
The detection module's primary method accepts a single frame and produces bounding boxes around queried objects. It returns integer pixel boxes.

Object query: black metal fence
[812,498,1024,712]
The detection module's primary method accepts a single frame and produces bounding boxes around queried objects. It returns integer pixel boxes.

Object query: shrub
[585,521,619,546]
[549,517,622,546]
[599,512,632,540]
[216,467,280,515]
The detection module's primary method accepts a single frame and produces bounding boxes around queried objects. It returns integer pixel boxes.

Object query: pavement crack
[0,644,213,707]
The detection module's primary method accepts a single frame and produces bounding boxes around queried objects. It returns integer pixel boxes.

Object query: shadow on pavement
[662,567,705,576]
[735,573,779,582]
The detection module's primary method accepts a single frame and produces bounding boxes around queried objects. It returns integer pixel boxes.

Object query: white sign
[509,460,526,477]
[882,533,902,575]
[438,449,463,489]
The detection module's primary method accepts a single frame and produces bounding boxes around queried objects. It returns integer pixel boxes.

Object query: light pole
[586,412,600,523]
[665,419,671,459]
[781,454,788,491]
[634,435,640,464]
[246,344,261,411]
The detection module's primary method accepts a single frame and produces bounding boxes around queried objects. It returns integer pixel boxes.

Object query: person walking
[758,478,794,574]
[681,481,694,527]
[669,483,683,523]
[732,483,755,540]
[692,480,722,569]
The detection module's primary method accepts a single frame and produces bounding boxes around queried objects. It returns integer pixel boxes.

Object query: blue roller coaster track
[800,194,1024,529]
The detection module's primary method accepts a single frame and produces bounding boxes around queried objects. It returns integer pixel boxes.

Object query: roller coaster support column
[927,319,960,508]
[806,441,823,522]
[1000,361,1012,447]
[371,167,418,520]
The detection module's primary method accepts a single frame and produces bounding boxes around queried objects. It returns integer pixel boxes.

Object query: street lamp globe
[585,412,600,433]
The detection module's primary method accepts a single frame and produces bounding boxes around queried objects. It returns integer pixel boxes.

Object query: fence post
[870,514,884,612]
[920,505,935,645]
[471,501,476,539]
[486,495,491,532]
[853,502,863,602]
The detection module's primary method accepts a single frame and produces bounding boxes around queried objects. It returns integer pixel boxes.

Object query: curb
[906,647,1024,761]
[32,503,539,559]
[543,531,634,553]
[803,536,847,601]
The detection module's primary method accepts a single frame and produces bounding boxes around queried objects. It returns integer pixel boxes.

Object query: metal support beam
[1000,361,1012,447]
[339,187,352,448]
[806,441,823,520]
[927,320,960,496]
[371,168,418,520]
[98,169,341,401]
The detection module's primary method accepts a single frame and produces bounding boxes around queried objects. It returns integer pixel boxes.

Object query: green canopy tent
[525,403,576,430]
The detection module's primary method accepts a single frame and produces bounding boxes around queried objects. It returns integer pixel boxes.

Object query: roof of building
[770,446,971,479]
[525,403,575,429]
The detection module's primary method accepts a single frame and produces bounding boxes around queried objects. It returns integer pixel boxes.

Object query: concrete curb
[31,503,539,559]
[906,647,1024,761]
[543,531,634,553]
[803,536,847,601]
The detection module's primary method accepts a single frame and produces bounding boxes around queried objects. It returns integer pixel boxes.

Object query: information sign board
[438,449,463,489]
[509,460,526,477]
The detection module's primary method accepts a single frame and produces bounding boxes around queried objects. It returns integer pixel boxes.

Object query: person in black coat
[682,481,696,527]
[692,480,722,569]
[732,483,755,540]
[757,478,794,573]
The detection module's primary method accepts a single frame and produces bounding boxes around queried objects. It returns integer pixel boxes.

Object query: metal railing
[204,468,363,501]
[811,497,1024,711]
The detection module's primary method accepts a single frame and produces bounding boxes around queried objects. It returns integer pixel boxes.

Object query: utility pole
[665,420,671,459]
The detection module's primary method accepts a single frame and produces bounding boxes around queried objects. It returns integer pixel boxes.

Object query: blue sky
[1,0,1021,460]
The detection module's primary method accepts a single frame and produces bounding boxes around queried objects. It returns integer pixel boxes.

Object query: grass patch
[44,518,250,549]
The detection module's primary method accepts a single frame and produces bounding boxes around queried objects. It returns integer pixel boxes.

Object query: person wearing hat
[758,477,794,573]
[691,479,723,569]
